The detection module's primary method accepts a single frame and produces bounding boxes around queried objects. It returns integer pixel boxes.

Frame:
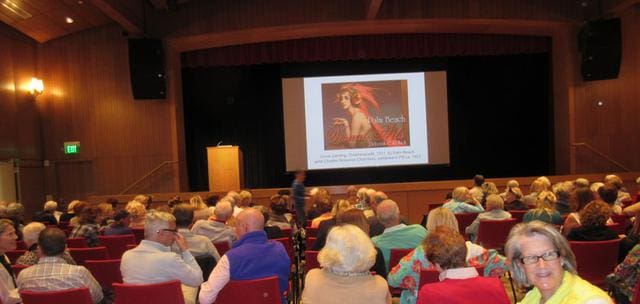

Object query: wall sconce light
[28,77,44,96]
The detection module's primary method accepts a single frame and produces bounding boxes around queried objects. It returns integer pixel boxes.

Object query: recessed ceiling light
[77,0,84,4]
[65,17,74,23]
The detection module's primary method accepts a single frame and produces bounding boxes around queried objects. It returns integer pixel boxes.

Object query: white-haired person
[388,207,507,304]
[0,219,19,304]
[16,222,76,265]
[121,210,203,303]
[499,179,520,200]
[523,191,563,225]
[191,200,237,245]
[416,226,509,304]
[442,187,484,214]
[505,221,612,303]
[301,224,391,304]
[465,194,512,242]
[33,200,59,225]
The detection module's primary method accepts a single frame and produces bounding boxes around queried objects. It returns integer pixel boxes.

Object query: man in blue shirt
[292,170,307,227]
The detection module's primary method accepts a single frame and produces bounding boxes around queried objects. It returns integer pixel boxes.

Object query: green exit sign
[63,141,80,155]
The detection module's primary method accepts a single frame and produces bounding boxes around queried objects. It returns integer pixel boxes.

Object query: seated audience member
[69,201,89,227]
[267,194,294,229]
[238,190,253,209]
[311,199,353,250]
[469,174,485,203]
[607,243,640,304]
[619,215,640,262]
[70,205,101,247]
[103,210,134,236]
[59,200,79,223]
[442,187,484,214]
[575,177,590,189]
[0,219,20,304]
[172,204,220,260]
[388,207,507,304]
[121,210,203,303]
[346,185,358,206]
[199,208,290,304]
[254,206,284,239]
[553,182,573,216]
[591,182,605,200]
[605,174,632,206]
[523,178,550,208]
[417,226,509,304]
[97,202,115,226]
[191,201,237,245]
[223,191,243,217]
[480,182,499,206]
[599,183,623,215]
[505,221,611,304]
[190,195,212,222]
[504,186,528,211]
[301,224,391,304]
[372,199,427,271]
[567,201,618,241]
[33,200,58,225]
[17,228,103,304]
[16,222,75,266]
[310,199,334,228]
[133,194,153,210]
[306,187,330,224]
[465,194,512,242]
[336,209,387,278]
[125,200,147,228]
[523,191,563,225]
[562,187,595,236]
[499,179,519,201]
[6,203,25,240]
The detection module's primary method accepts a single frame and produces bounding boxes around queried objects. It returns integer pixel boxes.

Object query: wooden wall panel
[572,8,640,173]
[38,25,180,201]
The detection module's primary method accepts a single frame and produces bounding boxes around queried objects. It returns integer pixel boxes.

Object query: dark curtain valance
[181,33,551,67]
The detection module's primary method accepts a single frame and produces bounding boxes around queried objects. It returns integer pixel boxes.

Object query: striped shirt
[17,256,103,303]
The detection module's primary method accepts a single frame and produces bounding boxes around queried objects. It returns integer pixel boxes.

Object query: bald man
[199,208,290,304]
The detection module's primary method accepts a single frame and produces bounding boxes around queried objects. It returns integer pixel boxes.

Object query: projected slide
[283,71,449,171]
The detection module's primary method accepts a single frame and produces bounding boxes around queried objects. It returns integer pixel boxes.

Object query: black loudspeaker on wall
[578,18,622,81]
[128,38,166,99]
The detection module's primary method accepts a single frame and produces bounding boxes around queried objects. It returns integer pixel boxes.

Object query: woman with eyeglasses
[505,221,612,303]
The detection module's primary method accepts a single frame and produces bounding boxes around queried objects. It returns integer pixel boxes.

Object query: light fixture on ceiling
[65,17,74,24]
[28,77,44,96]
[0,0,32,19]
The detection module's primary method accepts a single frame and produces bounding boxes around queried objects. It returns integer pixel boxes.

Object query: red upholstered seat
[19,287,93,304]
[68,246,109,266]
[570,239,621,287]
[66,237,88,248]
[306,237,316,250]
[305,227,318,238]
[84,259,123,289]
[389,248,414,296]
[418,266,485,289]
[213,241,231,256]
[98,234,136,259]
[131,228,145,244]
[476,218,518,250]
[455,213,479,236]
[273,237,294,262]
[304,250,320,273]
[508,210,527,223]
[5,250,25,264]
[214,276,281,304]
[113,280,185,304]
[16,240,27,250]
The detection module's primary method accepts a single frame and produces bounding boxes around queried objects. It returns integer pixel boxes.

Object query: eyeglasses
[157,228,178,234]
[520,250,561,265]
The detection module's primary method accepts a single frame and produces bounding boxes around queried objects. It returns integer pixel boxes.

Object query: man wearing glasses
[121,210,203,303]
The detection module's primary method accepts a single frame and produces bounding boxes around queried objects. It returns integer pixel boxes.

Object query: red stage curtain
[181,33,550,67]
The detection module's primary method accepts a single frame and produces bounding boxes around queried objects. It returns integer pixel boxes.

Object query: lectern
[207,146,244,192]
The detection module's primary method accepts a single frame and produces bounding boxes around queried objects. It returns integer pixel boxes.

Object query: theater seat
[19,287,93,304]
[214,276,281,304]
[570,239,620,287]
[113,280,185,304]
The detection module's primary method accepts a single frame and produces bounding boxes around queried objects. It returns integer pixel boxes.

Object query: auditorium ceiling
[0,0,636,43]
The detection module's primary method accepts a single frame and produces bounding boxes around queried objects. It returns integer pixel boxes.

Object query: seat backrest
[455,213,479,234]
[131,228,145,244]
[84,259,123,289]
[113,280,185,304]
[272,238,294,261]
[98,235,136,260]
[304,251,320,273]
[215,276,281,304]
[476,218,518,250]
[213,241,231,256]
[418,266,485,289]
[570,239,621,287]
[19,287,93,304]
[306,237,317,250]
[305,227,318,238]
[508,210,528,223]
[5,250,26,264]
[66,237,88,248]
[632,277,640,304]
[69,247,109,266]
[16,240,27,250]
[389,248,413,271]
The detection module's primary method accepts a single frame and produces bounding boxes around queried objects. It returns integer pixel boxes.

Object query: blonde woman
[125,200,147,228]
[523,191,563,225]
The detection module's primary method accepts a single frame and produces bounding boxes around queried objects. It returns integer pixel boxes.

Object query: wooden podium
[207,146,244,192]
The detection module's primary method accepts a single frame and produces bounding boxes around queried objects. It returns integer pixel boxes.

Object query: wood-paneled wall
[37,25,181,204]
[0,23,43,219]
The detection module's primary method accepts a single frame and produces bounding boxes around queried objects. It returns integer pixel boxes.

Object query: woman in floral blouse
[387,207,508,304]
[608,243,640,304]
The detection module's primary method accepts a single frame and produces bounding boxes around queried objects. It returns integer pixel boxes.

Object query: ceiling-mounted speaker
[128,38,166,99]
[578,18,622,81]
